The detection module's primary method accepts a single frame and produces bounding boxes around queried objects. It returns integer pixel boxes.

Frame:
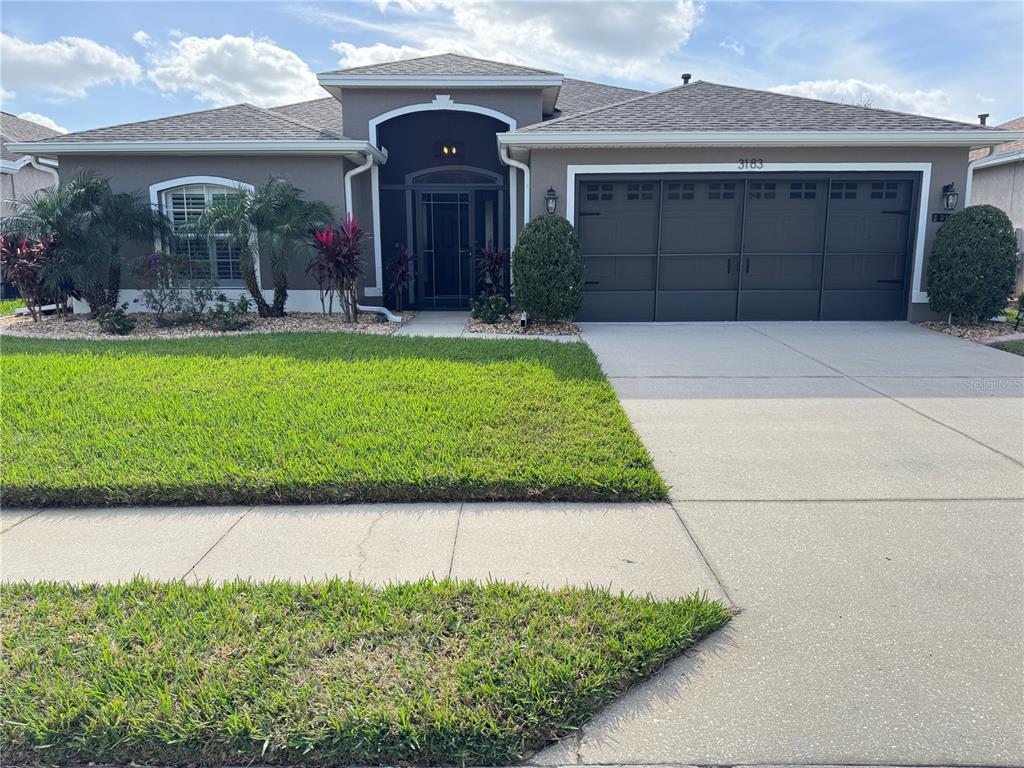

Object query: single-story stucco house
[8,54,1022,322]
[969,116,1023,229]
[1,112,60,218]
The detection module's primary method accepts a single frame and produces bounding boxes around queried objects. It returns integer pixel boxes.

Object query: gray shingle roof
[518,80,993,133]
[551,79,647,118]
[270,98,343,136]
[32,103,346,144]
[321,53,560,77]
[970,116,1024,160]
[1,112,63,161]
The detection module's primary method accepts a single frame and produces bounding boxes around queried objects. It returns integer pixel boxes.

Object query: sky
[1,0,1022,135]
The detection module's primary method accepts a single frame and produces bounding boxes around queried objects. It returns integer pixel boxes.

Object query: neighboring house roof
[320,53,560,77]
[516,81,992,134]
[970,116,1024,162]
[27,103,346,144]
[1,111,62,164]
[551,79,647,118]
[270,98,344,136]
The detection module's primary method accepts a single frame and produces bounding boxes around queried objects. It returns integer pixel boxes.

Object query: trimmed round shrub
[928,204,1017,322]
[512,215,584,320]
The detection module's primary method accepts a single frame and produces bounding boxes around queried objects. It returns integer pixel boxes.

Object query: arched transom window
[160,184,244,284]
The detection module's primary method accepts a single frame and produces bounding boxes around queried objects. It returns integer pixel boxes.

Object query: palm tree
[3,171,166,315]
[192,176,332,317]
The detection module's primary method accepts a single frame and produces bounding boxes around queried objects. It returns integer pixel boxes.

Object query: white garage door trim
[565,162,933,304]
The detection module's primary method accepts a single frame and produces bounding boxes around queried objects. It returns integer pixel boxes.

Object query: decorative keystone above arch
[367,96,517,147]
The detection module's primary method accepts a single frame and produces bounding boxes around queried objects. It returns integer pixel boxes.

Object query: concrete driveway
[534,321,1024,767]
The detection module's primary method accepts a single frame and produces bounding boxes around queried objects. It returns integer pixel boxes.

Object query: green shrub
[470,291,511,324]
[927,204,1018,322]
[97,303,136,335]
[205,292,253,332]
[512,215,584,320]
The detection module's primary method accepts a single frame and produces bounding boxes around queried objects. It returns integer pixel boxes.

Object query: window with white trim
[161,184,244,284]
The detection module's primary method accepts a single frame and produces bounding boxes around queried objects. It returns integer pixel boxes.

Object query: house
[969,116,1023,230]
[1,112,60,218]
[8,53,1021,321]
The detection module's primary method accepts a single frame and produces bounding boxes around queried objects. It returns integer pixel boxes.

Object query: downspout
[964,145,996,207]
[29,155,59,185]
[499,145,530,245]
[345,149,402,323]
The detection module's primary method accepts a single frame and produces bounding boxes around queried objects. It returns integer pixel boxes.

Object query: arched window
[155,180,248,285]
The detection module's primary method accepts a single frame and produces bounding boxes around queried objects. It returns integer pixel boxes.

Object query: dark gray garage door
[577,175,915,321]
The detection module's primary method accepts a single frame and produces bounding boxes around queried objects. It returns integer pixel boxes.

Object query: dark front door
[419,191,471,308]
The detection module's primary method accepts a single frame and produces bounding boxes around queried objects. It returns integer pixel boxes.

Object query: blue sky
[2,0,1021,135]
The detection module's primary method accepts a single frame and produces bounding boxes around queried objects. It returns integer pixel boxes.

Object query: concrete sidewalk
[0,501,725,601]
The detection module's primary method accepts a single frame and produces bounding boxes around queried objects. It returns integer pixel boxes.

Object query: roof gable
[321,53,561,78]
[2,112,63,162]
[518,80,991,134]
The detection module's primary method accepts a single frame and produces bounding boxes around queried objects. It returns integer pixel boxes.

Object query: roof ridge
[240,102,344,137]
[269,97,336,110]
[714,80,986,130]
[326,51,562,77]
[519,81,692,132]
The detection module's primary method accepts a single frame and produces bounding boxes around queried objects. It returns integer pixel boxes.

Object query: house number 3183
[738,158,764,169]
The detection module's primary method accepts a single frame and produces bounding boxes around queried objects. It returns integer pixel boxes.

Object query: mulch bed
[0,311,410,340]
[917,320,1020,343]
[465,314,580,336]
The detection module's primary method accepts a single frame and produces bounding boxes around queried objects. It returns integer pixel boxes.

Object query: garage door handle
[877,279,903,284]
[585,280,600,285]
[726,259,731,274]
[882,210,910,215]
[745,258,750,274]
[578,212,601,217]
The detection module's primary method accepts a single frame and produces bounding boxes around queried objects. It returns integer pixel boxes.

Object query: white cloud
[719,37,744,56]
[146,34,324,107]
[770,78,968,121]
[132,31,153,48]
[327,0,704,84]
[0,33,141,99]
[16,112,68,133]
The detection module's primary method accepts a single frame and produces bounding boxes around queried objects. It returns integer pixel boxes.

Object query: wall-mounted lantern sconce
[942,182,959,211]
[544,187,558,214]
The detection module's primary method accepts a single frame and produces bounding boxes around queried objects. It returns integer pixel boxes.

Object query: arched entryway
[376,109,511,310]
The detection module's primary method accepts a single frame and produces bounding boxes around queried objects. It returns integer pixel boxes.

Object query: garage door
[577,175,915,322]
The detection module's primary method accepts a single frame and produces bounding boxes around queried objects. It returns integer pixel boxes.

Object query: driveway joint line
[181,505,255,580]
[667,500,738,609]
[748,325,1024,468]
[672,496,1024,503]
[447,503,464,579]
[0,509,42,534]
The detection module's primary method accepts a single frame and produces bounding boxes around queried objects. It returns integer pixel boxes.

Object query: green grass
[1,333,665,505]
[0,298,25,316]
[0,578,730,766]
[992,339,1024,356]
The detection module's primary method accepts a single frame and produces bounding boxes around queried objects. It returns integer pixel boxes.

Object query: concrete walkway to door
[533,321,1024,768]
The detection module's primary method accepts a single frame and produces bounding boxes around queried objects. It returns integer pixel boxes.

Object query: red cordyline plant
[388,243,411,312]
[0,235,55,322]
[307,216,366,321]
[476,241,509,296]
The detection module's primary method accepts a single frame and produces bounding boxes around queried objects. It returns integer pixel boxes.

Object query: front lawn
[1,333,665,505]
[0,578,730,766]
[992,339,1024,356]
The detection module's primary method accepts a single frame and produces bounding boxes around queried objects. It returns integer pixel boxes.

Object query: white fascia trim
[970,149,1024,170]
[6,140,386,159]
[368,97,517,146]
[318,74,562,89]
[564,162,933,305]
[147,176,262,291]
[0,156,32,173]
[499,130,1023,148]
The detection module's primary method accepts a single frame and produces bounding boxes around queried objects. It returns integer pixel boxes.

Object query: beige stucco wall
[525,144,971,319]
[1,163,57,217]
[970,160,1023,229]
[55,154,370,296]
